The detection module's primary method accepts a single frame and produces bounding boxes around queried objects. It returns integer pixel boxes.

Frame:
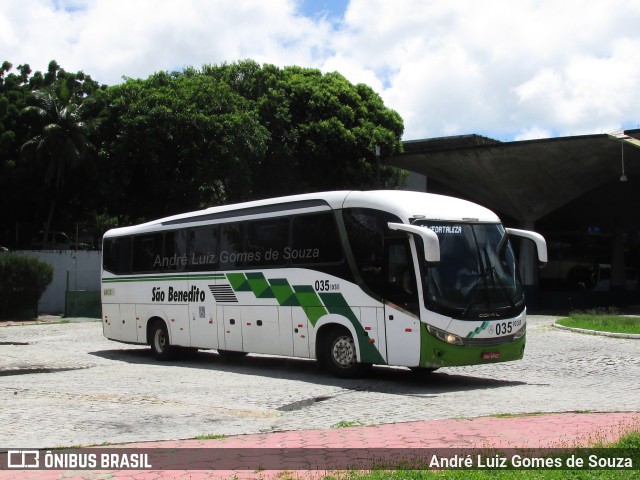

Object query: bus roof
[104,190,500,237]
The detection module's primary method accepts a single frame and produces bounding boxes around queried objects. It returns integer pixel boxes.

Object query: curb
[552,323,640,339]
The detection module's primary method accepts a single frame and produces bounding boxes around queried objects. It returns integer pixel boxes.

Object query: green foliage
[615,431,640,449]
[1,60,104,248]
[200,61,405,200]
[1,58,406,243]
[92,60,405,222]
[21,88,96,246]
[0,253,53,319]
[95,71,269,220]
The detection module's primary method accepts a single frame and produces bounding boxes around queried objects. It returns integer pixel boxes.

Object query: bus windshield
[415,221,525,320]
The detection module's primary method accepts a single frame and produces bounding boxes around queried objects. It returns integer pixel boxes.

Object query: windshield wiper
[461,243,515,316]
[460,268,490,316]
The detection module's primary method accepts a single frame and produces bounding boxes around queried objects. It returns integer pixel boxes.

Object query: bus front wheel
[324,328,371,378]
[150,321,175,360]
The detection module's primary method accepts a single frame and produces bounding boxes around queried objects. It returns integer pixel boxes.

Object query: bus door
[383,239,421,367]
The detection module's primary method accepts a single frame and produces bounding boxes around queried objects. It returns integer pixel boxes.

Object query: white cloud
[2,0,640,141]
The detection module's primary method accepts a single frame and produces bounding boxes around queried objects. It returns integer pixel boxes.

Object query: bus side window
[189,226,220,271]
[246,218,289,267]
[132,233,163,273]
[220,222,244,270]
[343,208,403,299]
[164,229,188,271]
[291,212,343,264]
[103,237,131,274]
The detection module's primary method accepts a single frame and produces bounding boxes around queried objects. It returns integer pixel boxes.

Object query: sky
[2,0,640,141]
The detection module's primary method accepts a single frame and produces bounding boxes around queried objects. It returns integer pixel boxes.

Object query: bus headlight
[428,325,464,345]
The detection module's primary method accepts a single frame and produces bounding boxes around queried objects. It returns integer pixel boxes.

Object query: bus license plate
[482,351,500,360]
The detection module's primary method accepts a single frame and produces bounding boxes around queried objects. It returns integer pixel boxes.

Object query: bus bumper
[419,324,526,368]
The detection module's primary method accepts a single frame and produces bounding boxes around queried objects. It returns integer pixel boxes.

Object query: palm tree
[21,89,93,247]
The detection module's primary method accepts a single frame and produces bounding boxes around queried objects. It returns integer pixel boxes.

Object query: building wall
[17,250,101,314]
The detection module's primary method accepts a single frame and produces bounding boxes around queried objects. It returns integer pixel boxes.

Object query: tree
[3,59,406,239]
[94,71,269,222]
[92,62,405,223]
[21,88,94,246]
[201,61,406,199]
[0,60,104,248]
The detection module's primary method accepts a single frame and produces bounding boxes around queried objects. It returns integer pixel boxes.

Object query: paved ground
[0,315,639,478]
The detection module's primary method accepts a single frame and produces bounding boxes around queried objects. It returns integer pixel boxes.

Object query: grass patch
[194,433,227,440]
[491,412,550,418]
[556,313,640,335]
[331,421,364,428]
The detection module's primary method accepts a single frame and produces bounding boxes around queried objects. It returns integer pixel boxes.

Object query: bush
[0,253,53,319]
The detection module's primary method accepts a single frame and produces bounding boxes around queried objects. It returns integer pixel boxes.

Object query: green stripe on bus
[226,272,251,291]
[467,321,490,338]
[269,278,301,306]
[246,272,275,299]
[293,285,326,324]
[102,273,225,283]
[102,275,190,283]
[319,292,385,365]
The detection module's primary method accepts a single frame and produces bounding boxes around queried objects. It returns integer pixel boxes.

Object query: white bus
[101,190,547,377]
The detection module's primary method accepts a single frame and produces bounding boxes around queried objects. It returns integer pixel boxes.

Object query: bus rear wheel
[324,328,371,378]
[150,321,175,360]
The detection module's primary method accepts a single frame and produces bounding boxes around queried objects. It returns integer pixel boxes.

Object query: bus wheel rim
[332,336,356,367]
[155,329,166,352]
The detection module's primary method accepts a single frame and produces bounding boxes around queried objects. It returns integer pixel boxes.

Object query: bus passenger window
[246,218,289,267]
[103,237,131,274]
[189,226,219,271]
[292,213,342,264]
[132,234,163,273]
[164,229,188,271]
[220,223,244,270]
[343,208,401,297]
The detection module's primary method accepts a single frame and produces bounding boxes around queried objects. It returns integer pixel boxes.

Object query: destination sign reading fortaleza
[427,225,463,234]
[2,448,637,471]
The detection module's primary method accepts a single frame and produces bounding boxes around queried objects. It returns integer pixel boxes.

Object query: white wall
[17,250,102,314]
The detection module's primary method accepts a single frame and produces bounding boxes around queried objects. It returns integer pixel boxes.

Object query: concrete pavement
[1,316,639,478]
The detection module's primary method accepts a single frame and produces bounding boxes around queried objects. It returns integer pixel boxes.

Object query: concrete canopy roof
[386,131,640,224]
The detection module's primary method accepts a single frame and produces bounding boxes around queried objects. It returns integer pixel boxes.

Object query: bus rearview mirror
[387,222,440,263]
[506,228,548,267]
